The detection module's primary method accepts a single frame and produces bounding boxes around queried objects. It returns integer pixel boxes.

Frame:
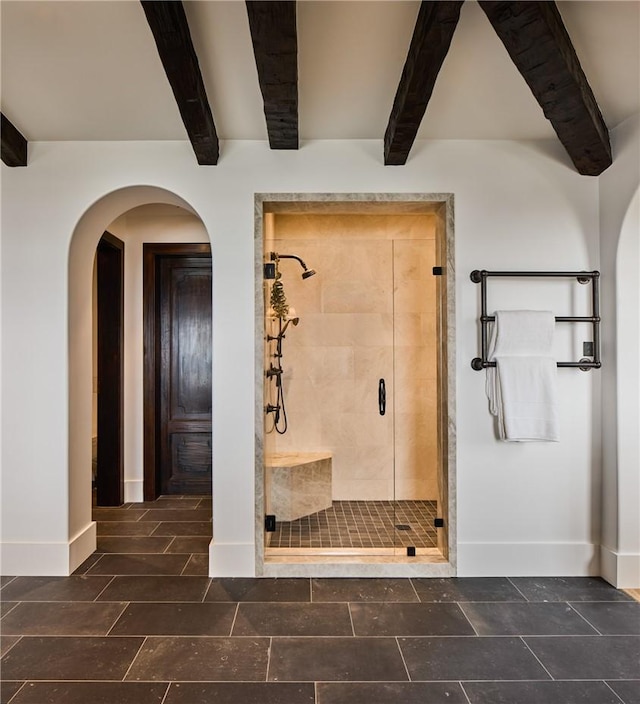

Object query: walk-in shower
[258,196,454,576]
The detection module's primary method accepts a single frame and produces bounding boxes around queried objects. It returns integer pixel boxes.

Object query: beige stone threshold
[265,547,446,564]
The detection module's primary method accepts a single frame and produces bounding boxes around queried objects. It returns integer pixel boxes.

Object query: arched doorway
[615,186,640,587]
[68,187,211,572]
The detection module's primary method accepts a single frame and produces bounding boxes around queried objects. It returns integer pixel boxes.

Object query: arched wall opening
[614,185,640,587]
[68,186,211,573]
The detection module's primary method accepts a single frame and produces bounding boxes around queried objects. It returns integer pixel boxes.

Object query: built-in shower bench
[265,452,332,522]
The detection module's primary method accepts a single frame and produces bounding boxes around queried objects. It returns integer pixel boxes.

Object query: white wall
[599,114,640,587]
[0,136,607,577]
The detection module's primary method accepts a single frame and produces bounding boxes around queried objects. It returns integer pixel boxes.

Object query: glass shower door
[263,237,398,556]
[391,238,442,558]
[263,230,442,560]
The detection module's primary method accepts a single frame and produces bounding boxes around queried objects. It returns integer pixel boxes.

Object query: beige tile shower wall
[269,214,438,501]
[263,213,277,462]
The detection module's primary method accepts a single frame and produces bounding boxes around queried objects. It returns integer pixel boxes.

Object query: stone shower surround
[254,193,456,578]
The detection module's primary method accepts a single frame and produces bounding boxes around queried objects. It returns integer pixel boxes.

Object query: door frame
[254,193,456,577]
[143,242,212,501]
[95,231,125,506]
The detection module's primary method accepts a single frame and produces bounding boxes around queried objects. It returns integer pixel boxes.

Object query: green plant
[270,256,289,319]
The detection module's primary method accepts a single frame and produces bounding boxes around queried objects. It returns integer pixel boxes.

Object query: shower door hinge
[434,517,444,528]
[265,515,276,532]
[432,266,443,276]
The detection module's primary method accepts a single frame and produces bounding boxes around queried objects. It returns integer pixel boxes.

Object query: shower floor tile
[268,500,438,549]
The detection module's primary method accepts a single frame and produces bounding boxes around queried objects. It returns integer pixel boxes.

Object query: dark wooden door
[158,255,212,494]
[96,232,124,506]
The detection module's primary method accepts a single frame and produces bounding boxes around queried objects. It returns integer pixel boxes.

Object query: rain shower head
[270,252,317,280]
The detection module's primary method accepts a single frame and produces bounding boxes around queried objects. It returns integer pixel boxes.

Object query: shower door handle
[378,378,386,416]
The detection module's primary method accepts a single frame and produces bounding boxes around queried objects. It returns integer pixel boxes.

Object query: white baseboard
[0,522,96,576]
[600,546,640,588]
[69,522,97,574]
[124,479,144,503]
[457,542,600,577]
[209,541,253,577]
[0,541,70,576]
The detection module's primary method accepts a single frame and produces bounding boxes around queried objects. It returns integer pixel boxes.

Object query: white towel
[486,310,559,442]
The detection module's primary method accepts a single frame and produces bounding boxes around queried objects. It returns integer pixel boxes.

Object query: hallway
[1,497,638,704]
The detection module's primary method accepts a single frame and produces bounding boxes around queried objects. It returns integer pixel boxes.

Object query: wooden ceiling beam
[140,0,219,165]
[1,113,28,167]
[384,1,465,165]
[246,1,298,150]
[478,1,611,176]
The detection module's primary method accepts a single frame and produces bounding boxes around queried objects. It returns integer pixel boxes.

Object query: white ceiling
[1,0,639,144]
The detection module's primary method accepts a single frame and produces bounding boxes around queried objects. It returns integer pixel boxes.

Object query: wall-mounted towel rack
[470,269,601,372]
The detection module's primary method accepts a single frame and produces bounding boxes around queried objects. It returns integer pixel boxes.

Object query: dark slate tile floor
[1,496,639,704]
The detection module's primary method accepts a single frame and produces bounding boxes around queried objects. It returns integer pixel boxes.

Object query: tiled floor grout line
[163,537,177,554]
[104,601,130,636]
[179,554,193,576]
[566,602,604,635]
[229,603,240,636]
[394,636,412,682]
[407,578,421,602]
[92,575,116,601]
[158,681,172,704]
[603,679,629,703]
[265,636,273,683]
[459,681,473,704]
[201,578,212,603]
[121,635,148,682]
[4,680,27,704]
[1,601,21,618]
[506,577,530,602]
[456,602,480,636]
[83,552,107,575]
[1,634,23,656]
[346,603,356,637]
[519,636,556,681]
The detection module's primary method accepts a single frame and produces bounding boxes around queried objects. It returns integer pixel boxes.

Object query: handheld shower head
[279,316,300,335]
